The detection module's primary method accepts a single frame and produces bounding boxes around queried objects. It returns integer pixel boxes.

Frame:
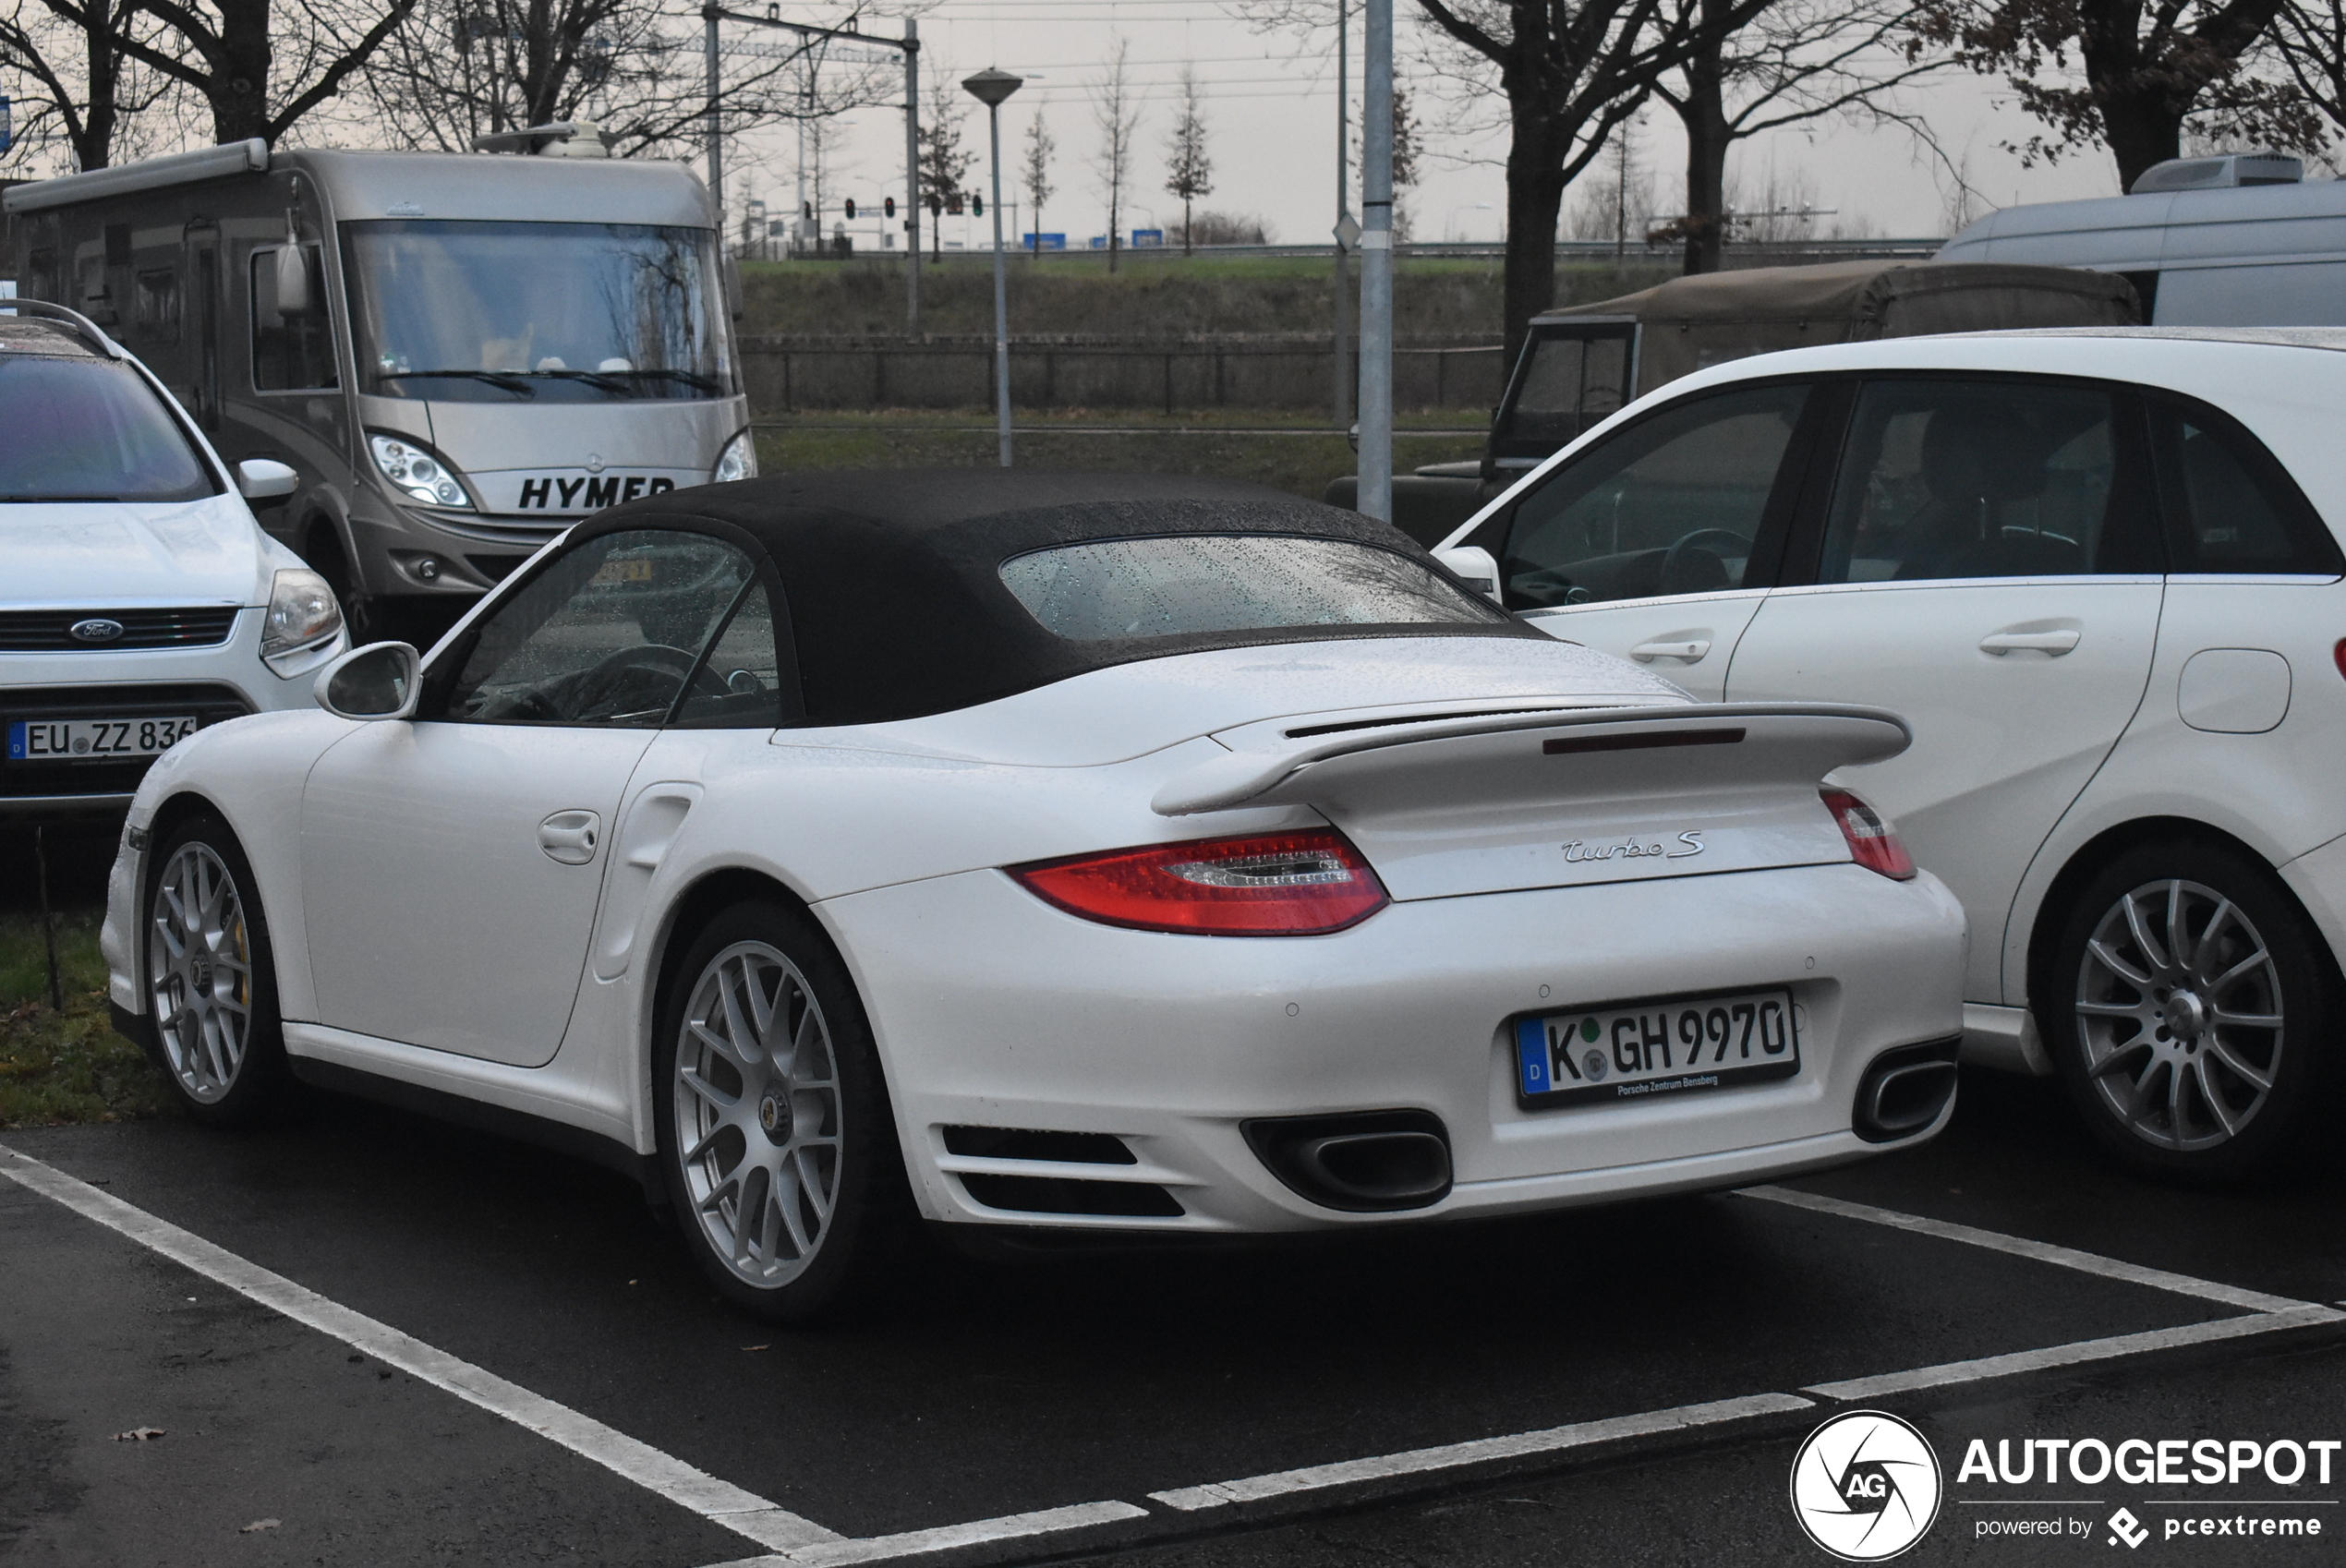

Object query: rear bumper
[821,861,1968,1232]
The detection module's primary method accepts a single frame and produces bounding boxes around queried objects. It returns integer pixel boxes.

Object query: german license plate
[1515,987,1800,1108]
[7,715,200,762]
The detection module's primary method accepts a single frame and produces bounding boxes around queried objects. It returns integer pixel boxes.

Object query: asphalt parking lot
[5,1052,2343,1568]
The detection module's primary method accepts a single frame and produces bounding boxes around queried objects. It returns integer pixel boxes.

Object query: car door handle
[1629,639,1711,663]
[1979,630,2081,656]
[538,809,601,865]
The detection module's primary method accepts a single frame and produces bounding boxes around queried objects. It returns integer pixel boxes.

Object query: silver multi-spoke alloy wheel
[147,841,255,1104]
[2073,877,2284,1152]
[671,940,844,1288]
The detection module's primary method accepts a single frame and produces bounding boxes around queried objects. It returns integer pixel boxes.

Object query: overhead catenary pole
[703,5,724,219]
[903,19,922,337]
[1332,0,1350,426]
[1357,0,1394,523]
[964,68,1024,467]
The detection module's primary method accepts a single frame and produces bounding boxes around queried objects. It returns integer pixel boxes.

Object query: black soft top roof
[588,469,1532,726]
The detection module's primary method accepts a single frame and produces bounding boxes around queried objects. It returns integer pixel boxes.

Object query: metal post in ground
[702,5,724,220]
[1331,0,1352,427]
[963,68,1024,467]
[1356,0,1394,522]
[903,19,922,336]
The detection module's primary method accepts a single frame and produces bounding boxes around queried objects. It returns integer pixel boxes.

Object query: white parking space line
[1738,1184,2315,1312]
[1803,1305,2346,1402]
[705,1502,1155,1568]
[0,1145,842,1553]
[1143,1393,1817,1512]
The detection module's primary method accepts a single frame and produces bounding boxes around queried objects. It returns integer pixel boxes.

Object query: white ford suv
[3,300,345,817]
[1436,326,2346,1181]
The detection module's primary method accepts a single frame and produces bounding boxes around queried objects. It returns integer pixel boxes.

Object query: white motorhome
[3,132,753,639]
[1937,151,2346,327]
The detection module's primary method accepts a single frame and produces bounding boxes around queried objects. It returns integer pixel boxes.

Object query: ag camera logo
[1791,1410,1943,1561]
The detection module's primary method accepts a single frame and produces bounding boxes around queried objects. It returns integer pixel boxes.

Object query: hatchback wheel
[653,899,909,1322]
[145,816,290,1124]
[2041,840,2336,1182]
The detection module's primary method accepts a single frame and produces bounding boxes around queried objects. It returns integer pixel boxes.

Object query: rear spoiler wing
[1153,703,1911,817]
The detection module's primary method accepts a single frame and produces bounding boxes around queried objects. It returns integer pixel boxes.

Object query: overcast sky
[722,1,2134,254]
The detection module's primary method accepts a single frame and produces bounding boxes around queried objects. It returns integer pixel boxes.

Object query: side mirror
[236,457,298,500]
[315,641,420,721]
[274,244,313,317]
[1434,545,1503,605]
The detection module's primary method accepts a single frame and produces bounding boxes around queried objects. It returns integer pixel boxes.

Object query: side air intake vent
[956,1174,1182,1217]
[940,1126,1136,1164]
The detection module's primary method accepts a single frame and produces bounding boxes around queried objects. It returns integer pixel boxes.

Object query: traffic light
[803,200,813,221]
[844,198,857,219]
[945,193,962,215]
[884,196,896,218]
[972,194,984,217]
[927,193,942,216]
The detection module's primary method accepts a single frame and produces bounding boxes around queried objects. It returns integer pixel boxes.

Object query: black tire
[651,898,912,1323]
[142,814,291,1126]
[2037,838,2339,1184]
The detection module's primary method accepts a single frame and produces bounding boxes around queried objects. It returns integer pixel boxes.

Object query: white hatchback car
[2,301,345,817]
[102,472,1965,1321]
[1436,326,2346,1181]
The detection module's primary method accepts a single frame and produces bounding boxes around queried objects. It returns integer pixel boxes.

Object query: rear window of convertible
[998,534,1506,641]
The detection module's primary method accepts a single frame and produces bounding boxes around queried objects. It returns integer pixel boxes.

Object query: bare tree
[1022,109,1055,254]
[1164,64,1213,254]
[917,61,976,260]
[1648,0,1952,273]
[1350,84,1421,238]
[1091,36,1142,272]
[0,0,182,172]
[1909,0,2324,190]
[20,0,424,148]
[2267,0,2346,147]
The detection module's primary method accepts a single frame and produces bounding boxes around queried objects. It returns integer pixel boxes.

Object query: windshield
[342,220,732,403]
[0,352,215,502]
[998,535,1508,641]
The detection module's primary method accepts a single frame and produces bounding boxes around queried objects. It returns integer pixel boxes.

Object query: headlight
[369,433,475,510]
[712,429,757,484]
[261,568,345,670]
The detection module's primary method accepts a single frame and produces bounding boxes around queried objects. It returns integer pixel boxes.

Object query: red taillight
[1821,789,1917,880]
[2333,638,2346,681]
[1010,829,1391,935]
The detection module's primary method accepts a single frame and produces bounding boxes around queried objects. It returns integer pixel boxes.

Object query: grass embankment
[0,911,168,1128]
[752,406,1488,501]
[740,255,1674,338]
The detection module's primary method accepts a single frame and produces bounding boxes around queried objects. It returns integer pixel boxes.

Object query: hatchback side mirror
[237,458,298,500]
[1433,544,1502,605]
[315,641,420,720]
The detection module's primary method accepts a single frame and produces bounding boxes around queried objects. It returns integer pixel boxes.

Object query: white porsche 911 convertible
[102,471,1965,1321]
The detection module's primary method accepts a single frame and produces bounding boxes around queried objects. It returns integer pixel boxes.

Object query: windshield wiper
[514,368,636,394]
[380,368,537,396]
[611,368,723,393]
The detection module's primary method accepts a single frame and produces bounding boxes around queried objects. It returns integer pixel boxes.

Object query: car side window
[672,581,785,728]
[2146,395,2343,575]
[440,529,755,725]
[1497,382,1808,608]
[250,246,337,392]
[1814,379,2159,585]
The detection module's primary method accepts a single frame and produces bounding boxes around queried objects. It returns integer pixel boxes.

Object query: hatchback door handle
[538,809,601,865]
[1629,638,1711,663]
[1979,629,2081,656]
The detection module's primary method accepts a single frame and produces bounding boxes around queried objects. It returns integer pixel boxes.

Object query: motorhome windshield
[342,220,731,403]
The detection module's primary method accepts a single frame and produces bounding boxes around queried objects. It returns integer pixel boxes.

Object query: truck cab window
[251,246,337,392]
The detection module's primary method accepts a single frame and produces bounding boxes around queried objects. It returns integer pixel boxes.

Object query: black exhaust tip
[1854,1037,1962,1142]
[1242,1110,1452,1212]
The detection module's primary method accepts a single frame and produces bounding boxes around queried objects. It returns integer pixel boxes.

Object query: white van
[1937,151,2346,327]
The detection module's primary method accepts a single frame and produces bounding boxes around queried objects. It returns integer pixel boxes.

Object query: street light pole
[963,67,1023,468]
[1332,0,1350,427]
[1357,0,1393,523]
[903,19,922,337]
[702,5,723,218]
